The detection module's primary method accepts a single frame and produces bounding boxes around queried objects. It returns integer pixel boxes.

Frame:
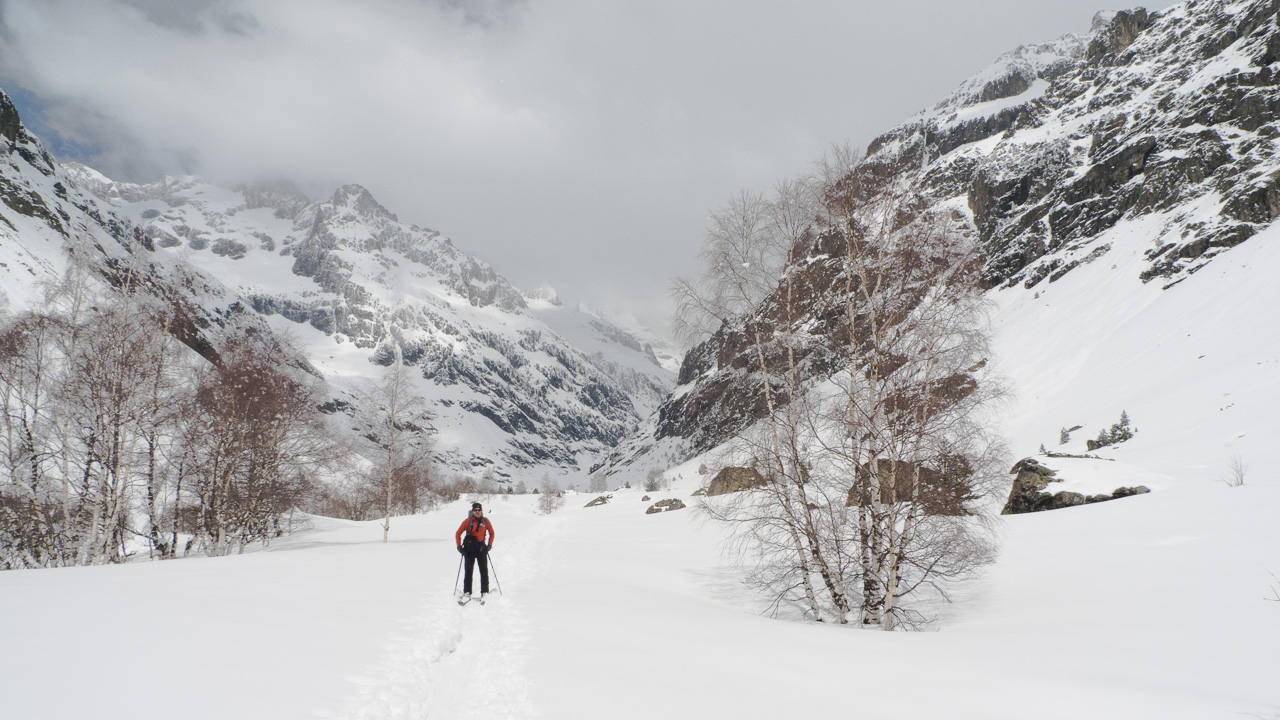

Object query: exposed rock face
[1001,458,1150,514]
[0,99,266,369]
[891,0,1280,290]
[1086,9,1155,63]
[705,466,767,496]
[604,0,1280,474]
[1002,458,1069,514]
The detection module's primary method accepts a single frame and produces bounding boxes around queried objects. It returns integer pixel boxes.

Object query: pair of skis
[457,594,486,606]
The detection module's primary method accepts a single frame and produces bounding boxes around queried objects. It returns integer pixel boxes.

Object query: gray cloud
[0,0,1179,335]
[116,0,259,35]
[433,0,526,28]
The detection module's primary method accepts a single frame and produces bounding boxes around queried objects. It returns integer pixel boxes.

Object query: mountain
[1,91,674,480]
[523,294,675,418]
[601,0,1280,483]
[0,93,264,364]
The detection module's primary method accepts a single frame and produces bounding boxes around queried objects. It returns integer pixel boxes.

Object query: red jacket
[456,516,494,548]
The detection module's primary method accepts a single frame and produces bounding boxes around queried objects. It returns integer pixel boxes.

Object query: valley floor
[2,474,1277,720]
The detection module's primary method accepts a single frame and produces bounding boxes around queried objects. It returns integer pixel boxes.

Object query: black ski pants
[463,544,489,594]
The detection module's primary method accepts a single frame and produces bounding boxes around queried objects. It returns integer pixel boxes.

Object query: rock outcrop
[1001,458,1150,514]
[705,466,767,496]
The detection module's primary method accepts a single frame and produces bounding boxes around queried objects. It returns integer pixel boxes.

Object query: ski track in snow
[323,518,555,720]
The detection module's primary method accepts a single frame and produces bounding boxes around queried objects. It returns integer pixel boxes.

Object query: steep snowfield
[5,2,1280,713]
[992,215,1280,483]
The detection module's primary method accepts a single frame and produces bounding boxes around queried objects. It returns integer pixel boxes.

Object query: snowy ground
[2,474,1277,719]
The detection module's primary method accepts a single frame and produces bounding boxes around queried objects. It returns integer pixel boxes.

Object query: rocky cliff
[603,0,1280,477]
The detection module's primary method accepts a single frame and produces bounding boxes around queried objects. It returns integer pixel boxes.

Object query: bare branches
[183,336,335,555]
[690,149,1004,629]
[673,189,787,345]
[357,357,436,540]
[1223,454,1247,487]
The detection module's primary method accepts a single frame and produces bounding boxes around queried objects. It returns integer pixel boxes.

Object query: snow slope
[992,212,1280,482]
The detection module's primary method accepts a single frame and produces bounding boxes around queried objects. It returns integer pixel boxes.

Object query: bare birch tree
[0,286,193,566]
[0,313,71,568]
[186,336,335,556]
[359,354,434,542]
[677,183,836,621]
[687,146,1004,628]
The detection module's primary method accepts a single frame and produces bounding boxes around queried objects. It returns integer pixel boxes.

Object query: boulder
[706,467,766,496]
[645,498,686,514]
[1002,457,1153,514]
[584,495,611,508]
[1109,485,1151,499]
[1001,458,1061,514]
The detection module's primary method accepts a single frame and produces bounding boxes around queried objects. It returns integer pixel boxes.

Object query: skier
[455,502,495,603]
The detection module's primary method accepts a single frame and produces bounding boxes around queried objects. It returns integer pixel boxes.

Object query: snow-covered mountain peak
[918,33,1088,125]
[862,0,1280,290]
[326,183,400,224]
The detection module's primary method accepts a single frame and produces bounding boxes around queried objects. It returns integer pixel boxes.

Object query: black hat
[471,502,483,511]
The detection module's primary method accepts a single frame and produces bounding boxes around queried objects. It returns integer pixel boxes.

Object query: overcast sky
[0,0,1178,334]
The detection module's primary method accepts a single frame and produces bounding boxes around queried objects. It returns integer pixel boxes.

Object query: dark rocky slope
[601,0,1280,476]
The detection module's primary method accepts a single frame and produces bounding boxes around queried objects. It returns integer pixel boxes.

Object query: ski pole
[488,550,503,595]
[453,554,464,596]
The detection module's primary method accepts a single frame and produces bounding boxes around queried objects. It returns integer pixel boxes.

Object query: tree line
[0,254,441,570]
[678,145,1007,630]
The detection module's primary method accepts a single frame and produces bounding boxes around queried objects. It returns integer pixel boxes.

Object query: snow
[3,472,1276,719]
[946,78,1050,127]
[909,31,1085,127]
[39,169,673,479]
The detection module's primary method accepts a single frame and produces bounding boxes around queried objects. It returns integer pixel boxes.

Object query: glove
[485,544,492,553]
[457,546,464,555]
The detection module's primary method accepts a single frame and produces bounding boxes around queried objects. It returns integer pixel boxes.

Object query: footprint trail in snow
[327,517,555,719]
